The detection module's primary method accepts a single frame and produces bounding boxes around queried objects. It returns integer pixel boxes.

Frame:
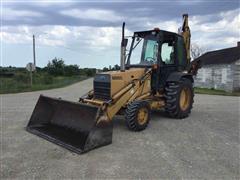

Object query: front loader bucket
[26,95,112,154]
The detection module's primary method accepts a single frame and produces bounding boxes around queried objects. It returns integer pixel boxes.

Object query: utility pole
[33,35,36,69]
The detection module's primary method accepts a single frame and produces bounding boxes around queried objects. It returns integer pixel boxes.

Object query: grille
[94,81,111,100]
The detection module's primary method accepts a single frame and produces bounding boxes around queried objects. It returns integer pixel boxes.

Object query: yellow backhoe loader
[26,14,197,154]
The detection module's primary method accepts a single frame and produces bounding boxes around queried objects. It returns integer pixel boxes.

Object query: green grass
[0,72,88,94]
[194,87,240,96]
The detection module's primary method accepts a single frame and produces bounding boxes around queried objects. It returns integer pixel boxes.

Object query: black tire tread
[125,101,150,131]
[164,78,194,119]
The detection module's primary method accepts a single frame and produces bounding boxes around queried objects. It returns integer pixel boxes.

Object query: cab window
[161,42,174,64]
[142,39,158,64]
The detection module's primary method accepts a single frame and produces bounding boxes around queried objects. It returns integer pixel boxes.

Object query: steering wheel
[144,57,155,64]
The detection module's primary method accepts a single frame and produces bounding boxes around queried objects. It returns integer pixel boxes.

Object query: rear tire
[125,101,150,131]
[164,78,194,119]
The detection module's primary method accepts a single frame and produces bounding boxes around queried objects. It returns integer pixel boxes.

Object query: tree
[113,64,120,70]
[190,44,207,60]
[47,57,65,76]
[102,67,109,72]
[103,64,120,71]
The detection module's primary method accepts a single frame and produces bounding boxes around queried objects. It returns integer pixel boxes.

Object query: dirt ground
[1,78,239,179]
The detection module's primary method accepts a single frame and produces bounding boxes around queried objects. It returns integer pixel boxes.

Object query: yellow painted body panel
[101,68,149,97]
[105,70,152,119]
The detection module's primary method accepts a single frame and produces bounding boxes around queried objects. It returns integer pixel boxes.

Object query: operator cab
[126,29,187,69]
[125,29,188,90]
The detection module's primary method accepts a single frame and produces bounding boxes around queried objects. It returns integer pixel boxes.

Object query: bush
[14,72,29,84]
[83,68,96,77]
[43,74,53,84]
[64,64,79,76]
[32,72,53,85]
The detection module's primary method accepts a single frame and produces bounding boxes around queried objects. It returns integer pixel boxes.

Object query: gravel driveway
[1,78,239,179]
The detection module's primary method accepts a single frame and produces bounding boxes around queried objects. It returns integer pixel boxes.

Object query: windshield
[128,36,158,65]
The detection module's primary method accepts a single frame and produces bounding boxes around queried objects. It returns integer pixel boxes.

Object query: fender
[166,72,194,83]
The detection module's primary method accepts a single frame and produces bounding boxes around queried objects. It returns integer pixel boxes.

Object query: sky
[1,0,240,68]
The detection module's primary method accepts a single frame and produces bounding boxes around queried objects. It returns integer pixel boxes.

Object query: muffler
[26,95,113,154]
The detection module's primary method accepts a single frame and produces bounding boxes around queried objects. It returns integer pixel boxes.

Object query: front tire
[125,101,150,131]
[164,78,194,119]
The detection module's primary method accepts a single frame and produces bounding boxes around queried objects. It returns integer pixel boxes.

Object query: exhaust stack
[120,22,128,72]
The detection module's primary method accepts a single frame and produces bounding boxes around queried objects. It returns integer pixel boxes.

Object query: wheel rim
[179,87,191,111]
[137,108,148,125]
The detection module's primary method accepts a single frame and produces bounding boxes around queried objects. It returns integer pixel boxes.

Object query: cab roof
[134,29,181,38]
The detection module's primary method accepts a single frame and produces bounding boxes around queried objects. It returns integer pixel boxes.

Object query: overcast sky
[1,0,240,68]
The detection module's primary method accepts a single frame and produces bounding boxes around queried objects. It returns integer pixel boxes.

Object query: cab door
[158,35,178,89]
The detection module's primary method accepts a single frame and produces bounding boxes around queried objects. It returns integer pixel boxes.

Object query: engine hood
[94,68,148,100]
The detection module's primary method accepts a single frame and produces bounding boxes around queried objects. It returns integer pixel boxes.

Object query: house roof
[192,45,240,65]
